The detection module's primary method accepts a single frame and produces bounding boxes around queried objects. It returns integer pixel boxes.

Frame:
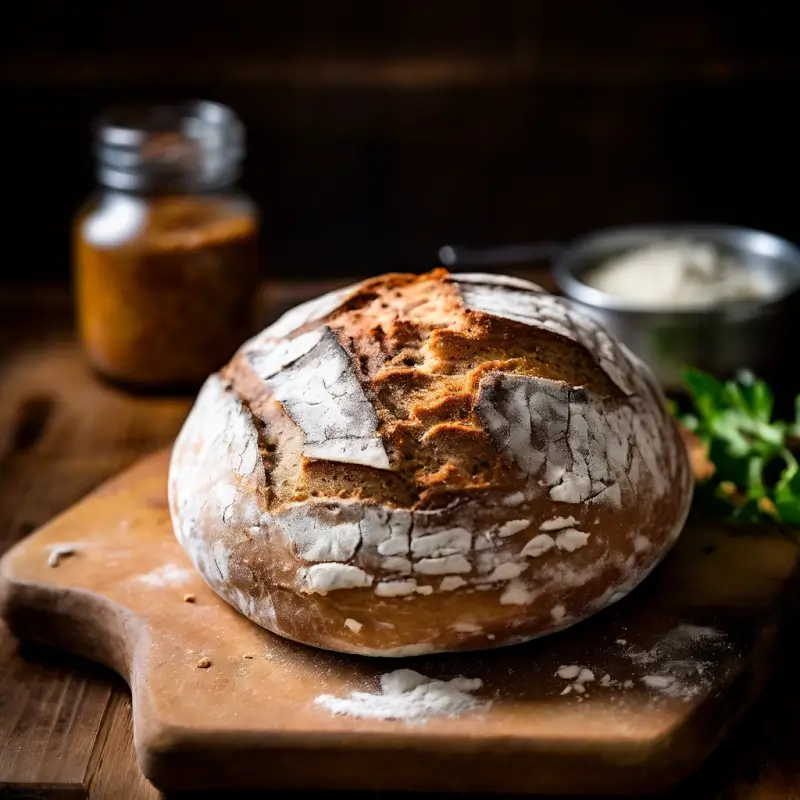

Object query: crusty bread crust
[168,269,693,656]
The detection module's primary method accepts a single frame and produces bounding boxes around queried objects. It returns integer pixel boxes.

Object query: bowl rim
[552,222,800,317]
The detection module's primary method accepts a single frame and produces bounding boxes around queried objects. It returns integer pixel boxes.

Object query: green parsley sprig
[671,367,800,527]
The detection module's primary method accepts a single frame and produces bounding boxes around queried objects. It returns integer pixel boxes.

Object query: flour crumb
[344,618,363,633]
[499,579,534,605]
[642,674,675,689]
[556,665,581,680]
[452,621,483,634]
[556,665,595,695]
[576,668,595,684]
[616,639,627,646]
[47,545,77,568]
[554,528,590,552]
[315,669,489,723]
[539,516,578,531]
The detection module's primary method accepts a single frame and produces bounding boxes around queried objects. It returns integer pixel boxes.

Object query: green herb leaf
[671,367,800,532]
[683,368,727,424]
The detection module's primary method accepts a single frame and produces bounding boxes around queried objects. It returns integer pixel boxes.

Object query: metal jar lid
[93,100,246,193]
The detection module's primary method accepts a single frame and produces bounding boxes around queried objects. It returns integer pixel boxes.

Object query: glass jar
[72,101,261,392]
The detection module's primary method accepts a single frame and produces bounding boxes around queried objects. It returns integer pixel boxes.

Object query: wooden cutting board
[0,450,797,796]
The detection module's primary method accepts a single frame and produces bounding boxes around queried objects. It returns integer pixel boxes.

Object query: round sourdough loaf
[168,269,693,656]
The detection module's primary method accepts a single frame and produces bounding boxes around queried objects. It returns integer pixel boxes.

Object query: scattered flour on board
[315,669,490,723]
[554,625,731,703]
[137,563,195,587]
[620,624,730,700]
[623,624,725,666]
[556,665,595,696]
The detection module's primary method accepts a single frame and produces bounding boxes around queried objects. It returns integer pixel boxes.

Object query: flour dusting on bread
[262,328,390,469]
[169,269,692,657]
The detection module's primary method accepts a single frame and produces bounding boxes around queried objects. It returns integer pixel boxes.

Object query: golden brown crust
[225,269,623,507]
[168,269,693,657]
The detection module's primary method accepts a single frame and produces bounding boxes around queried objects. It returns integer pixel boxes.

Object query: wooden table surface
[1,281,799,800]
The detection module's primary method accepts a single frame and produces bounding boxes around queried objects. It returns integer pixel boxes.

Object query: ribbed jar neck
[93,100,245,194]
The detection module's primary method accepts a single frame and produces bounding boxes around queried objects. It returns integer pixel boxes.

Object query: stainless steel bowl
[551,224,800,391]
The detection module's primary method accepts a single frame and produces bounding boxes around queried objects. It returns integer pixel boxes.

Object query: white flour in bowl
[584,239,779,308]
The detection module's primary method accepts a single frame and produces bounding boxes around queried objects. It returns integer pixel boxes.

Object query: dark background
[2,1,798,286]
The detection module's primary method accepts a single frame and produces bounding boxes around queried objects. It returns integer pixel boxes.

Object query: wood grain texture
[1,285,800,798]
[87,689,161,800]
[0,280,360,799]
[0,289,187,800]
[0,628,113,798]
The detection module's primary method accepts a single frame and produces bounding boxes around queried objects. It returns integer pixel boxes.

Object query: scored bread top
[169,268,691,648]
[224,269,649,512]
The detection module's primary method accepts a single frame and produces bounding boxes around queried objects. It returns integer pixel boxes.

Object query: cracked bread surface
[168,269,693,657]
